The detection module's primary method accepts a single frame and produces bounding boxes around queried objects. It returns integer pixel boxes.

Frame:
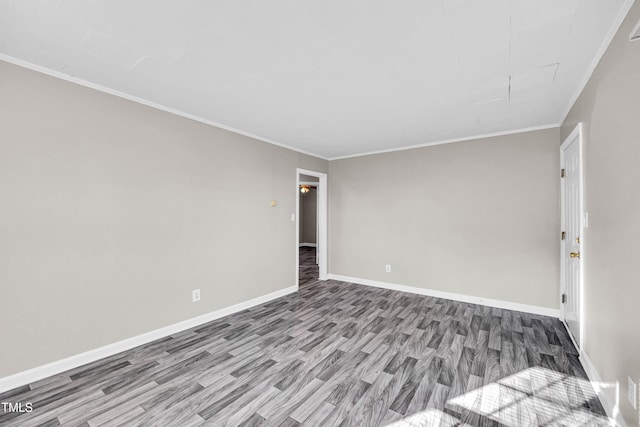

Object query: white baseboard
[0,285,297,394]
[298,243,317,248]
[579,349,627,427]
[327,274,559,318]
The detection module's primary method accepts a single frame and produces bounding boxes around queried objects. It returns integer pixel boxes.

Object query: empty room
[1,1,639,426]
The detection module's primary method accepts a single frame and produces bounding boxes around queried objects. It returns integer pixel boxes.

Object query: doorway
[299,176,318,285]
[296,168,327,287]
[560,123,584,349]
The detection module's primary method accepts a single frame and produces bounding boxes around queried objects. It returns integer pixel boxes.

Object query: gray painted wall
[299,174,319,244]
[299,188,317,244]
[0,60,328,377]
[4,9,639,421]
[561,2,640,423]
[329,128,560,309]
[299,174,319,182]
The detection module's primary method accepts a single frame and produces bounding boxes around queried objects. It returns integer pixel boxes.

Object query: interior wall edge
[559,1,640,424]
[579,346,629,427]
[327,274,560,318]
[557,0,637,125]
[0,285,298,394]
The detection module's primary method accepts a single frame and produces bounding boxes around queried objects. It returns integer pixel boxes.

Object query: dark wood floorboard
[0,248,608,426]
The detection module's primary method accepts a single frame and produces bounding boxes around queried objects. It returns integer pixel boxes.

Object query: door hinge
[561,231,566,240]
[561,168,565,178]
[562,294,567,304]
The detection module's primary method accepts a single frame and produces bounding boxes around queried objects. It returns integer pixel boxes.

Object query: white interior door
[561,124,583,348]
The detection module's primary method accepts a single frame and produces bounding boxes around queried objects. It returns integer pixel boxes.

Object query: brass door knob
[570,252,580,259]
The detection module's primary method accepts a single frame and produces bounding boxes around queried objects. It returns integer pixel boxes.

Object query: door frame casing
[296,168,328,286]
[559,122,585,349]
[298,181,319,251]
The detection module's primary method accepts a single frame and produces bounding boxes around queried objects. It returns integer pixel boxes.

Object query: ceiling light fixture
[300,185,311,194]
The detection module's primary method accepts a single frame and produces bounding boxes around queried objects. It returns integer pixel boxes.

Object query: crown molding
[2,54,564,161]
[0,54,330,161]
[327,124,560,161]
[558,0,636,124]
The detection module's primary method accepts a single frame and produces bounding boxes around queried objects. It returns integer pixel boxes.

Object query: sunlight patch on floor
[388,367,614,426]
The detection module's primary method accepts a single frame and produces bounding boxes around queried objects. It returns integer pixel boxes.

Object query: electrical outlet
[629,376,637,409]
[192,289,201,303]
[385,264,391,273]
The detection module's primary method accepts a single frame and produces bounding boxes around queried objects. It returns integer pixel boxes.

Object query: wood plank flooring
[0,249,608,426]
[298,246,318,287]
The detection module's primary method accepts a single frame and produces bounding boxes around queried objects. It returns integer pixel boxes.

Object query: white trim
[327,274,560,317]
[0,54,329,161]
[298,181,319,187]
[562,318,581,356]
[579,349,627,427]
[295,170,301,288]
[299,243,317,248]
[560,123,585,349]
[327,124,560,160]
[559,0,636,124]
[297,169,328,281]
[0,285,297,394]
[1,55,562,161]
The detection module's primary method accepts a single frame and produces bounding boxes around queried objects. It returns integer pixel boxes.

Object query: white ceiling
[0,0,633,159]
